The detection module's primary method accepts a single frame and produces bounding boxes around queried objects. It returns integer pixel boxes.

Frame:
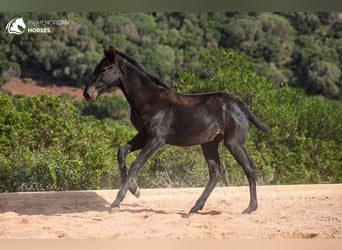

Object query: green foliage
[1,12,342,98]
[0,94,134,192]
[0,57,21,83]
[292,34,342,98]
[143,146,208,188]
[219,13,295,87]
[74,94,130,125]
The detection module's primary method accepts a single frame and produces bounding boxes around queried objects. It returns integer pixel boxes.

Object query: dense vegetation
[0,12,341,192]
[1,12,342,98]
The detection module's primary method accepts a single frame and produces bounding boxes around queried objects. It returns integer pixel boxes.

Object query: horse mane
[117,51,171,90]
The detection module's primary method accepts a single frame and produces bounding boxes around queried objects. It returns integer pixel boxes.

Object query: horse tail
[246,107,270,133]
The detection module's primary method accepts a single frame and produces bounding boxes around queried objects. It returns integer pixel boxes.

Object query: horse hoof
[134,188,140,198]
[181,213,193,218]
[242,205,257,214]
[110,206,120,214]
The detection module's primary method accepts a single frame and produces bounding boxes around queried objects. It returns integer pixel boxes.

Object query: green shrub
[0,94,134,192]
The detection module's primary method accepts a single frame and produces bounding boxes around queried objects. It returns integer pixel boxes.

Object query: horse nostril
[83,91,90,100]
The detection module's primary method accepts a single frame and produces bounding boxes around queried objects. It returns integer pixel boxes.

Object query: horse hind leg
[188,141,222,216]
[224,131,258,214]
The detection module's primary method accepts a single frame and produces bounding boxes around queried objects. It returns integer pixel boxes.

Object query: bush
[0,59,21,83]
[0,94,134,192]
[74,95,130,125]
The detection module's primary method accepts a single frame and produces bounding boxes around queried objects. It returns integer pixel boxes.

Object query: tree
[307,60,341,97]
[292,34,341,98]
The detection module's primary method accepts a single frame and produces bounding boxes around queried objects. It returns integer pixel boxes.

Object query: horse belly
[166,111,224,146]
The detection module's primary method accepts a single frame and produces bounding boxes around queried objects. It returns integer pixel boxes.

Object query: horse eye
[100,65,113,73]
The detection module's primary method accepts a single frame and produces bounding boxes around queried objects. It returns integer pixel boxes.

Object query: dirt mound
[0,184,341,239]
[2,78,85,100]
[1,78,123,100]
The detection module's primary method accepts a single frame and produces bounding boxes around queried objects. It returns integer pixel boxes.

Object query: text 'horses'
[83,46,270,215]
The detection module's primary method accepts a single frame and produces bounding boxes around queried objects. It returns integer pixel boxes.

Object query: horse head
[83,46,122,102]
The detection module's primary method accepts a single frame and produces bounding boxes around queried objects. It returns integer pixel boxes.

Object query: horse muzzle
[83,87,98,102]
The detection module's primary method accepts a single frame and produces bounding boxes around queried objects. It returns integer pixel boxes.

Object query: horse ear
[104,46,117,61]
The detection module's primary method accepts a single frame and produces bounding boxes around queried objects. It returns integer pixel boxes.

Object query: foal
[83,46,270,215]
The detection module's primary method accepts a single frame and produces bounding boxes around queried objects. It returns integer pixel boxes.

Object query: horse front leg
[117,133,145,198]
[112,137,164,210]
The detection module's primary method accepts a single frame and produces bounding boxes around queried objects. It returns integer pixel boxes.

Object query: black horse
[83,46,270,215]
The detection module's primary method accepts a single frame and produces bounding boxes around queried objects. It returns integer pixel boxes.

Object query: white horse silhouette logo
[6,17,26,34]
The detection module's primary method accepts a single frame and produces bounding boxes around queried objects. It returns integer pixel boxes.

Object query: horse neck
[118,57,161,110]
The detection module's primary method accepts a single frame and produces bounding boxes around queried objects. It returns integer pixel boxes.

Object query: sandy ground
[0,184,341,239]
